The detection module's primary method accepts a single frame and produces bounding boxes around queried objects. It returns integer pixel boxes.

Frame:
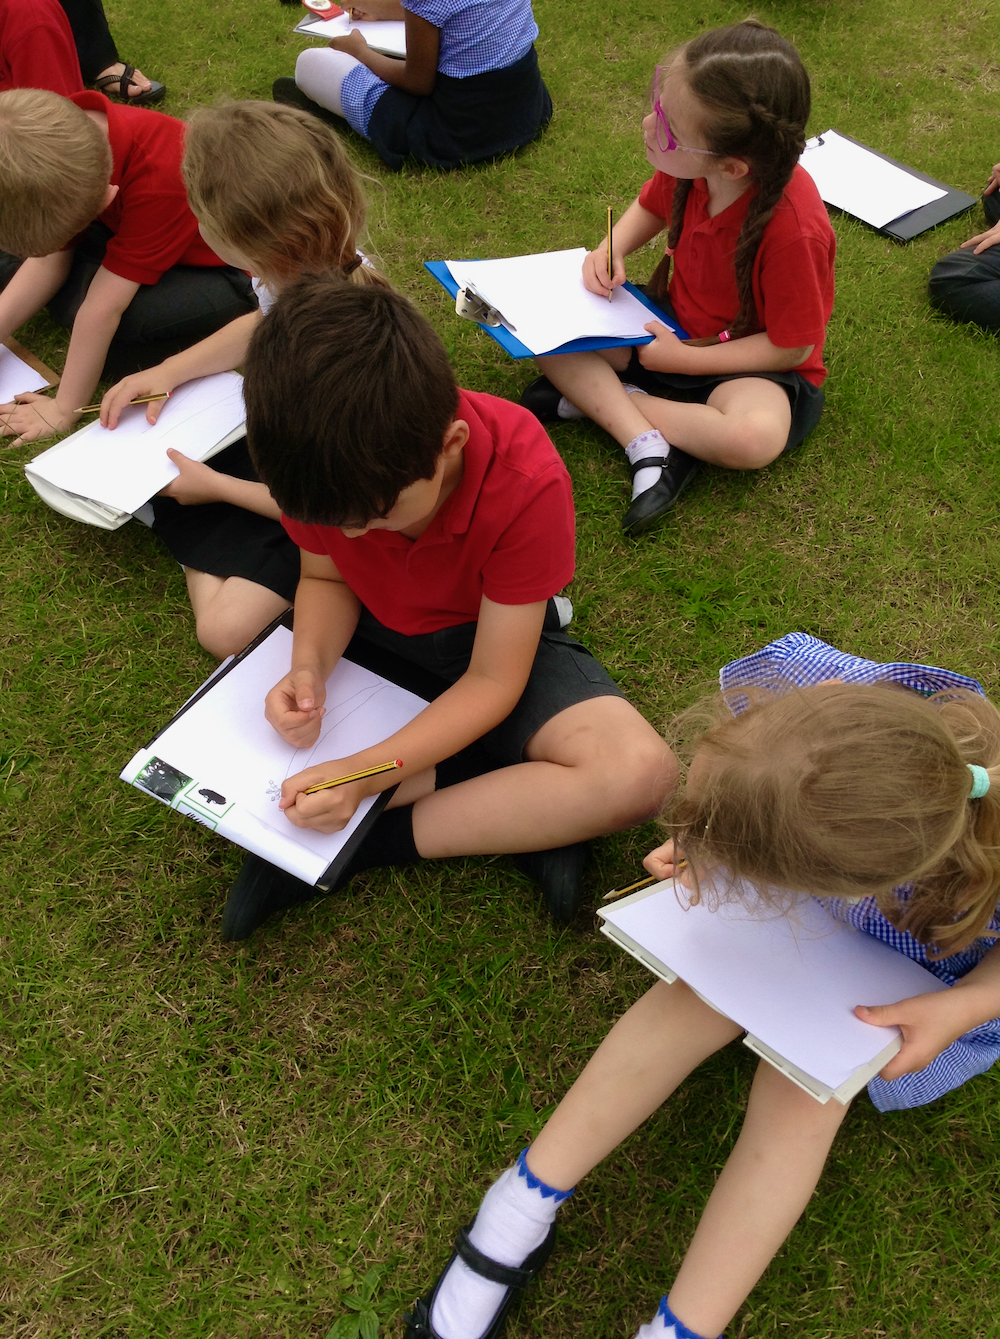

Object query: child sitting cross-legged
[223,271,674,939]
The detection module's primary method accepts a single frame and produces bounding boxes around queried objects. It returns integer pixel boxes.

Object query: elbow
[403,69,436,95]
[775,343,812,369]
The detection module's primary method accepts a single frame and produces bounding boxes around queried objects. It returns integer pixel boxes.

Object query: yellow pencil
[606,206,614,301]
[76,392,170,414]
[603,863,687,901]
[303,758,403,795]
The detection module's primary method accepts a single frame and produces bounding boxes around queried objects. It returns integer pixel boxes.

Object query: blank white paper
[799,130,946,228]
[121,626,428,884]
[0,344,49,402]
[26,373,246,514]
[295,13,407,56]
[446,249,665,355]
[601,881,946,1092]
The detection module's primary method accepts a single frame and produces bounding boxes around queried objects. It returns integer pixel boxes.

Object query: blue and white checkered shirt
[721,633,1000,1112]
[341,0,538,133]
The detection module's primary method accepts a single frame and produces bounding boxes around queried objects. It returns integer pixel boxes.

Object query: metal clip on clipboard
[454,282,516,331]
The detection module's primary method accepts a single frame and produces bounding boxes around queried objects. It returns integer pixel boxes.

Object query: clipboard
[425,260,687,360]
[810,131,977,242]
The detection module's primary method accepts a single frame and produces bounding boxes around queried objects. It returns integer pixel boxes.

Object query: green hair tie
[968,764,991,800]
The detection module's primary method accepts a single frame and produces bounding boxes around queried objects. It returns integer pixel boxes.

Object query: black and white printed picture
[134,756,194,802]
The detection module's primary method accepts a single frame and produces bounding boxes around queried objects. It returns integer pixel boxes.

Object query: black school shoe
[404,1222,557,1339]
[220,853,319,941]
[518,376,564,425]
[621,448,702,536]
[513,843,588,922]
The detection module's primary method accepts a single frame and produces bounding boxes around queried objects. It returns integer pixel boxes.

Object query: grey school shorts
[348,600,624,766]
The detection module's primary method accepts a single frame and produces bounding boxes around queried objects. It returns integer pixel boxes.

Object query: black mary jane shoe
[404,1222,557,1339]
[621,448,702,536]
[518,375,564,424]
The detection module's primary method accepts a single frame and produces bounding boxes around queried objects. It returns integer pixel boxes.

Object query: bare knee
[714,418,786,470]
[588,714,678,829]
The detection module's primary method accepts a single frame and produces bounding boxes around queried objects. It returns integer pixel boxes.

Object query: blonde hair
[666,681,1000,956]
[0,89,111,256]
[182,101,388,290]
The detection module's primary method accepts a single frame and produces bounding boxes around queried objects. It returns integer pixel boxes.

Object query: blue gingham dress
[720,632,1000,1112]
[341,0,539,135]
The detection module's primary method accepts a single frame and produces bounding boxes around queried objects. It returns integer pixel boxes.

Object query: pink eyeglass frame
[649,65,719,157]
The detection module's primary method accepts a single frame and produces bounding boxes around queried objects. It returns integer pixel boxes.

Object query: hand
[643,839,685,882]
[637,320,689,373]
[582,244,626,298]
[157,449,226,506]
[984,162,1000,196]
[959,220,1000,255]
[100,369,175,429]
[855,987,987,1081]
[328,29,369,55]
[0,393,78,446]
[264,668,327,748]
[278,759,367,833]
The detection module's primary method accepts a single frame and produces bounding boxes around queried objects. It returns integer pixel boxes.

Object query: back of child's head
[182,101,387,290]
[648,19,810,337]
[668,681,1000,954]
[0,89,111,257]
[244,270,459,526]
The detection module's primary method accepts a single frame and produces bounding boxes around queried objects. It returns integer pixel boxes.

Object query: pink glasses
[649,66,719,156]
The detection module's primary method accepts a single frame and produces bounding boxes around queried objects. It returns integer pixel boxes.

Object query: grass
[3,0,1000,1334]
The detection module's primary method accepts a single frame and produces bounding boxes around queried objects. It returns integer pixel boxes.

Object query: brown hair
[646,20,811,339]
[0,89,111,257]
[182,100,389,290]
[666,682,1000,956]
[244,272,459,526]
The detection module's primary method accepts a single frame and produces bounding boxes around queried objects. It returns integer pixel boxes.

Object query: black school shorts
[345,601,624,767]
[621,349,825,456]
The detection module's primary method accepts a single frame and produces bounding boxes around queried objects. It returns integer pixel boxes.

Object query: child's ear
[101,184,120,211]
[719,157,751,182]
[441,418,469,458]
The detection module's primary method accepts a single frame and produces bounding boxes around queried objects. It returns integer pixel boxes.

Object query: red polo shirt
[0,0,81,96]
[282,390,576,636]
[638,165,835,387]
[68,90,225,285]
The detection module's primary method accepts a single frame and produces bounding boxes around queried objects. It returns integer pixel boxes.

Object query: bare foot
[95,62,153,97]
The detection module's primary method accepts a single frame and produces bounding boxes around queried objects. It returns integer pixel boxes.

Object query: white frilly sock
[625,429,671,499]
[430,1149,573,1339]
[634,1296,720,1339]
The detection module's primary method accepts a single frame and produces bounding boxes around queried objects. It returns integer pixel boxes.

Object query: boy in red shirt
[0,0,82,96]
[0,88,254,445]
[224,272,674,940]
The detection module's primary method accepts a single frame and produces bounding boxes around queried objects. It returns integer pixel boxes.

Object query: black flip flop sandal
[92,64,166,105]
[403,1221,556,1339]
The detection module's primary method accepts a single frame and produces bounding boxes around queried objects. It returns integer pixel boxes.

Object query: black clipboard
[134,611,447,891]
[810,131,977,242]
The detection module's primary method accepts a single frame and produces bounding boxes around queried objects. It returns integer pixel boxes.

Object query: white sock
[430,1151,572,1339]
[556,394,587,420]
[625,429,671,500]
[634,1297,718,1339]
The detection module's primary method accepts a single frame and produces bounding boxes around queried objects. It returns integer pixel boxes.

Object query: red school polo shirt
[282,390,576,637]
[638,165,835,387]
[0,0,81,96]
[68,91,225,286]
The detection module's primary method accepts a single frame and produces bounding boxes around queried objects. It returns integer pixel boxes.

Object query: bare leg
[667,1059,851,1338]
[184,569,291,660]
[410,697,676,857]
[537,349,653,447]
[629,379,791,469]
[528,979,744,1190]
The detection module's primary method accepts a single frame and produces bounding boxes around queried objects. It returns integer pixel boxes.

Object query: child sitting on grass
[222,270,673,939]
[928,159,1000,332]
[403,633,1000,1339]
[99,101,390,660]
[275,0,551,170]
[520,20,835,536]
[0,88,254,446]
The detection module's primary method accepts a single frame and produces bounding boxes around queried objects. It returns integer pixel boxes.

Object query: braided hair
[646,20,810,339]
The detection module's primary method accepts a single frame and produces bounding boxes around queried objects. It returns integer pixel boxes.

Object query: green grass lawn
[3,0,1000,1334]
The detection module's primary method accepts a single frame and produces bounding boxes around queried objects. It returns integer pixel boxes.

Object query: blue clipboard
[424,260,687,360]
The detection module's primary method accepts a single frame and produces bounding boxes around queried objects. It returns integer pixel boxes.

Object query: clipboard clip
[455,282,516,331]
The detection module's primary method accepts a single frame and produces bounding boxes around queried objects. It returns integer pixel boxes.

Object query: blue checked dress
[720,632,1000,1112]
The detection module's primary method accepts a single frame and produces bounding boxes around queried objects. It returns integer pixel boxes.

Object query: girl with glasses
[520,20,836,536]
